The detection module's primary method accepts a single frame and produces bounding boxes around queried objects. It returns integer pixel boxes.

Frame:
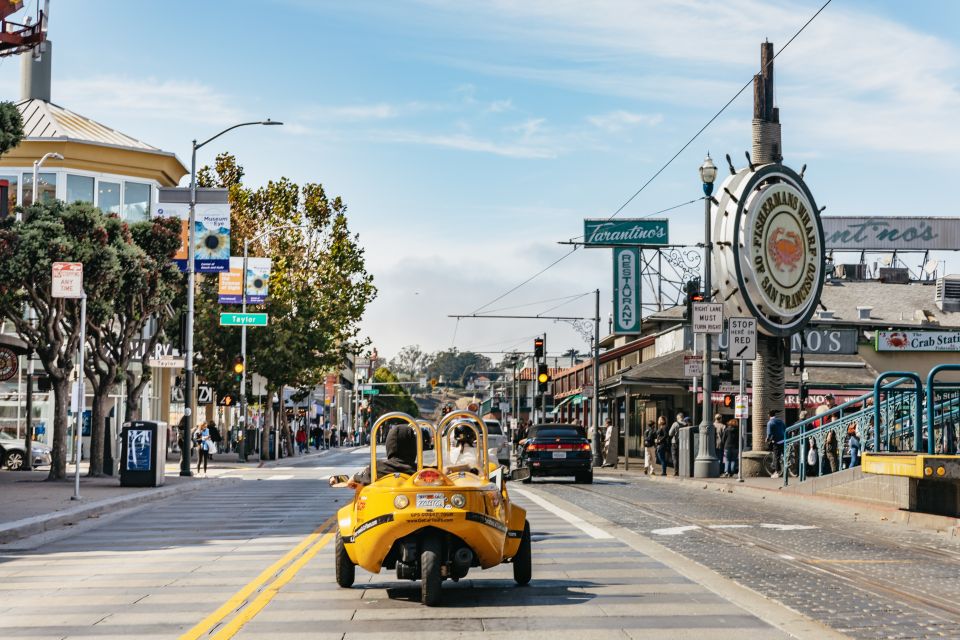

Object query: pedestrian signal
[218,393,236,407]
[722,394,735,408]
[430,378,438,388]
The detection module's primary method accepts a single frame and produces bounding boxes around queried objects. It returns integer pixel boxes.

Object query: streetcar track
[561,483,960,625]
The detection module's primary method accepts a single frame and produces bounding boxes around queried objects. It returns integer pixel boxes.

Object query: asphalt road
[538,473,960,639]
[0,447,828,640]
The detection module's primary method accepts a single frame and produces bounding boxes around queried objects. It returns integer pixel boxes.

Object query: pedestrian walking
[654,417,670,475]
[713,413,725,466]
[824,430,840,474]
[642,420,657,475]
[805,437,819,477]
[668,412,684,476]
[848,431,862,468]
[766,409,787,478]
[720,419,739,477]
[602,418,617,467]
[296,427,307,454]
[195,423,211,476]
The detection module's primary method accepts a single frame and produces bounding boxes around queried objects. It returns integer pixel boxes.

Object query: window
[98,181,120,214]
[0,174,16,213]
[21,172,56,205]
[66,174,95,204]
[123,182,151,221]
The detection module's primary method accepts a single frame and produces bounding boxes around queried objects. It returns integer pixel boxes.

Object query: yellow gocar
[332,410,531,605]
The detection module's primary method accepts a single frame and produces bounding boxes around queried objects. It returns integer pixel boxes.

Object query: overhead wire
[466,0,833,315]
[478,291,594,316]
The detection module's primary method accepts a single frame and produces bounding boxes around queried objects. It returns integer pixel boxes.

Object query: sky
[2,0,959,363]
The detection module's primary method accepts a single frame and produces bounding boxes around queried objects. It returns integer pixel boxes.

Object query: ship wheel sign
[712,163,825,337]
[0,346,19,382]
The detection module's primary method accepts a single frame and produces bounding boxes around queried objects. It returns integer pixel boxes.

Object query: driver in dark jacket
[347,424,418,487]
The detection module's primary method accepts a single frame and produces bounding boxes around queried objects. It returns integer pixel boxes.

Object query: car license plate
[416,493,445,509]
[552,451,567,459]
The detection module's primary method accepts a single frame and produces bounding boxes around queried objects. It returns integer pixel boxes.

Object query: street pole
[592,289,602,467]
[694,154,720,478]
[181,120,282,476]
[22,350,33,471]
[72,294,86,500]
[738,358,746,482]
[240,238,249,462]
[691,333,699,428]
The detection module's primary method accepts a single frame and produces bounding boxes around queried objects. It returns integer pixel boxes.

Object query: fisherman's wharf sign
[712,164,825,337]
[822,217,960,251]
[583,219,669,247]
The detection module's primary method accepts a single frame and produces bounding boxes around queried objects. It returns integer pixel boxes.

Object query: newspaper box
[119,421,167,487]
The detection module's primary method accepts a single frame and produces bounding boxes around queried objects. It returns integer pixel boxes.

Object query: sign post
[52,262,85,501]
[728,317,756,483]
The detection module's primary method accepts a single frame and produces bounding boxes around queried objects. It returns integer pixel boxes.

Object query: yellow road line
[211,530,335,640]
[179,515,335,640]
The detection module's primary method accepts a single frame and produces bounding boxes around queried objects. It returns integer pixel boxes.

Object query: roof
[604,349,879,390]
[644,280,960,330]
[17,99,161,152]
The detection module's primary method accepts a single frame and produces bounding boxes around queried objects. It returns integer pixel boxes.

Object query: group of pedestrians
[295,420,353,452]
[641,412,689,476]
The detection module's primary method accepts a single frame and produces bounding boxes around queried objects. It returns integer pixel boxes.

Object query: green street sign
[583,218,669,247]
[362,388,380,395]
[219,312,268,327]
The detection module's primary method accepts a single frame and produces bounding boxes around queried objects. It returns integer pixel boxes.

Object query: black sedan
[518,423,592,484]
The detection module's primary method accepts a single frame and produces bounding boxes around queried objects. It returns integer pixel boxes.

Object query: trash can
[119,420,167,487]
[678,425,698,477]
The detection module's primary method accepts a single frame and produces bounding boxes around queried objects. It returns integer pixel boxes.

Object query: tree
[388,344,432,379]
[371,366,419,418]
[0,101,24,156]
[83,216,181,476]
[193,154,376,457]
[0,201,125,480]
[426,349,492,388]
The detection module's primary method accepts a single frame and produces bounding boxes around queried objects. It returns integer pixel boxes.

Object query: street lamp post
[181,120,282,477]
[26,152,63,213]
[694,153,720,478]
[241,224,302,462]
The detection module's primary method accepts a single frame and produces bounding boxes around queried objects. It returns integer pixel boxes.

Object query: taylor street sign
[822,216,960,251]
[612,247,641,334]
[151,356,185,368]
[362,388,380,395]
[219,312,268,327]
[691,302,724,334]
[728,317,757,361]
[683,355,703,378]
[583,218,669,247]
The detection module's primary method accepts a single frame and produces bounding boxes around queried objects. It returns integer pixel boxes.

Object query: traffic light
[233,356,244,382]
[798,382,809,407]
[533,337,544,359]
[723,394,735,408]
[717,360,733,384]
[684,277,703,320]
[537,363,550,392]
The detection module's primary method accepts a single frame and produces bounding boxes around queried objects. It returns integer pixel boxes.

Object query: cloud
[587,110,663,132]
[301,103,399,121]
[374,129,557,159]
[58,75,246,126]
[487,98,513,113]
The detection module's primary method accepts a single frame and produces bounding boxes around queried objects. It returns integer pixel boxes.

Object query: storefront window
[98,181,121,214]
[123,181,151,221]
[0,174,16,212]
[66,174,95,204]
[21,172,56,205]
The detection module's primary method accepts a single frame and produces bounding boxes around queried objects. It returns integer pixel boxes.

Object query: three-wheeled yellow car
[332,410,531,605]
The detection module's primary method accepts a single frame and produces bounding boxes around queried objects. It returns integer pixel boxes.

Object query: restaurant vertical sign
[613,248,641,335]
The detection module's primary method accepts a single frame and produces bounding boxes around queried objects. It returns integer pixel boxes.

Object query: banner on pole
[245,257,271,304]
[612,247,641,334]
[156,188,230,273]
[218,257,243,304]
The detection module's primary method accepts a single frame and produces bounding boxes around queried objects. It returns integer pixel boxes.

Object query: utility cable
[467,0,832,314]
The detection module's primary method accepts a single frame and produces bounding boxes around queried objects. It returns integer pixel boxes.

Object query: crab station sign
[712,164,825,337]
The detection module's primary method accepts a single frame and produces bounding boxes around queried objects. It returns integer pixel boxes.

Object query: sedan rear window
[529,427,584,439]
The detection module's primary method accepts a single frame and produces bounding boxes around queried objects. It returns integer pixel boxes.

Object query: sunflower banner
[245,257,271,304]
[194,203,231,273]
[218,257,243,304]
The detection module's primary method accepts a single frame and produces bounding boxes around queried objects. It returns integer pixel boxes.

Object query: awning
[551,394,582,414]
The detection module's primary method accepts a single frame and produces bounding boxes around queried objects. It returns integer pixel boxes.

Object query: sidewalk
[595,462,960,536]
[0,447,336,544]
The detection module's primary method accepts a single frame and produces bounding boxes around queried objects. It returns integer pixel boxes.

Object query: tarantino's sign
[612,247,641,334]
[876,330,960,352]
[583,219,669,247]
[823,217,960,251]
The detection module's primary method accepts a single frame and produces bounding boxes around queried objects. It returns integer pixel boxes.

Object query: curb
[0,477,222,545]
[595,467,960,537]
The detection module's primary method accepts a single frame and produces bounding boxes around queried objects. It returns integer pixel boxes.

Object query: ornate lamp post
[694,153,720,478]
